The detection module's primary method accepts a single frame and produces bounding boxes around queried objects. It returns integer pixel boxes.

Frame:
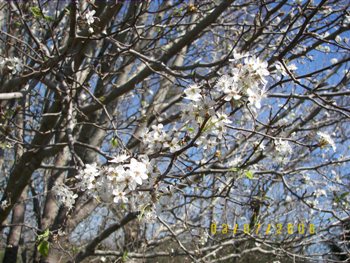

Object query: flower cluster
[215,54,270,109]
[181,93,216,130]
[137,52,271,157]
[74,51,272,216]
[184,83,202,101]
[0,57,23,75]
[75,163,99,191]
[274,139,293,163]
[208,112,231,140]
[52,184,78,209]
[275,61,298,77]
[140,124,170,154]
[76,154,152,205]
[0,200,10,210]
[317,131,336,151]
[84,9,96,33]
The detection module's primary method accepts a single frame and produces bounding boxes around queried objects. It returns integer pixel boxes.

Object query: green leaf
[122,251,129,262]
[37,240,50,257]
[38,229,50,241]
[245,170,254,180]
[44,15,54,22]
[340,192,349,199]
[137,204,151,221]
[30,6,43,18]
[0,142,12,149]
[111,137,118,147]
[71,246,79,254]
[229,167,239,172]
[187,127,195,133]
[334,192,349,203]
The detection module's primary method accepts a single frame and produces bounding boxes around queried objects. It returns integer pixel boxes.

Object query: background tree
[0,0,350,262]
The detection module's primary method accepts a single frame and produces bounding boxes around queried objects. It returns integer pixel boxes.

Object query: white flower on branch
[140,124,170,154]
[330,58,338,64]
[85,10,96,25]
[216,75,242,101]
[315,189,327,198]
[168,136,182,153]
[285,195,292,203]
[0,200,9,210]
[109,153,130,164]
[76,163,100,191]
[52,184,78,209]
[184,84,202,101]
[112,188,128,204]
[247,86,266,109]
[243,56,269,85]
[210,112,231,139]
[229,49,249,61]
[126,158,148,185]
[273,139,293,163]
[0,57,23,75]
[215,55,270,109]
[76,155,152,205]
[275,139,293,155]
[317,131,336,151]
[143,204,158,223]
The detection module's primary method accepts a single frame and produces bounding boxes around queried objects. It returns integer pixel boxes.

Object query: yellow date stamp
[210,222,316,236]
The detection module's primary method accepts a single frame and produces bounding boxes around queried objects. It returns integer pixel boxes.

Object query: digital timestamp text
[210,222,316,236]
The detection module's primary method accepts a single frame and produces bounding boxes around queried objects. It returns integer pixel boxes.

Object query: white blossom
[109,153,130,164]
[76,155,153,205]
[216,75,242,101]
[247,86,266,109]
[285,195,292,203]
[315,189,327,198]
[85,10,96,25]
[330,58,338,64]
[229,49,249,61]
[184,84,202,101]
[0,57,23,75]
[168,136,182,153]
[112,188,128,203]
[275,61,287,76]
[273,139,293,163]
[126,158,148,185]
[317,131,336,151]
[143,205,158,223]
[243,55,269,85]
[76,163,100,191]
[215,55,269,109]
[141,123,171,154]
[52,184,78,209]
[0,200,9,210]
[198,136,217,150]
[288,63,298,71]
[275,61,297,76]
[210,113,231,139]
[198,96,216,117]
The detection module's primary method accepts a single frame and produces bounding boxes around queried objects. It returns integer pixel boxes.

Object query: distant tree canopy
[0,0,350,262]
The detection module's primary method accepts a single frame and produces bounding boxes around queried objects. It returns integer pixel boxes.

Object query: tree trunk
[3,191,27,263]
[3,96,26,263]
